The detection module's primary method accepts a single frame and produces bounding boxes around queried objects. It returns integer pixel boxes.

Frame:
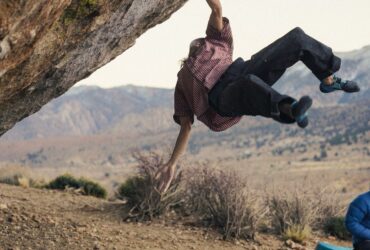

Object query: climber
[155,0,360,193]
[345,191,370,250]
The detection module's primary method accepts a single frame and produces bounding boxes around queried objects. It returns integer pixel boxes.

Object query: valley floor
[0,184,352,250]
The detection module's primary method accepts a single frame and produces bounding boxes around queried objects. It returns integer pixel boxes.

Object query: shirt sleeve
[205,17,233,48]
[345,195,370,240]
[173,84,194,125]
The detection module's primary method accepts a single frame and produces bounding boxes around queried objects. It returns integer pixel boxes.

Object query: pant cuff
[317,55,342,81]
[271,95,296,124]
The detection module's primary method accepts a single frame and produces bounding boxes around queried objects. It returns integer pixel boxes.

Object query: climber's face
[188,38,204,57]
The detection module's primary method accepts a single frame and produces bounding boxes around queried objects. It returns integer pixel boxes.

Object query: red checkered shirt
[173,17,242,132]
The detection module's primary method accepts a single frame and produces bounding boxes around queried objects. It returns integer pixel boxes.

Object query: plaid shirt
[173,17,242,132]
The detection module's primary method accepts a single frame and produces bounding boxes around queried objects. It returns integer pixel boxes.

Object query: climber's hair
[179,38,204,68]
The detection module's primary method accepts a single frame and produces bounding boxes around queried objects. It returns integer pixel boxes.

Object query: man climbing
[155,0,360,192]
[345,191,370,250]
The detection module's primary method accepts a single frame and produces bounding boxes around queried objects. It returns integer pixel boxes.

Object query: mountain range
[1,46,369,141]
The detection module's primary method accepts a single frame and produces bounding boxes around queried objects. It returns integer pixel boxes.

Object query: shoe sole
[292,96,312,129]
[320,83,361,93]
[292,96,313,118]
[344,86,361,93]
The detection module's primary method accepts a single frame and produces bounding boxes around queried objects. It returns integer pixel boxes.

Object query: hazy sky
[77,0,370,89]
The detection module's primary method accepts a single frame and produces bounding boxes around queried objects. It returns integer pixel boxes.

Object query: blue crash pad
[316,242,352,250]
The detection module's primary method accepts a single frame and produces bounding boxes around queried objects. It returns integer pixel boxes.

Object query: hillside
[0,184,352,250]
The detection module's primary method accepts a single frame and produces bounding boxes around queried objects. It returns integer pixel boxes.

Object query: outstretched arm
[155,116,192,193]
[206,0,223,32]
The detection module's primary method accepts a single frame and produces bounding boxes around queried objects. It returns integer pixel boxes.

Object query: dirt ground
[0,184,352,250]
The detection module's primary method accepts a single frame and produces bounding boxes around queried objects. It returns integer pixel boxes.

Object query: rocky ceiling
[0,0,187,136]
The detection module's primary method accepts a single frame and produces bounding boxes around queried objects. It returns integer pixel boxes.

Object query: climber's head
[180,38,205,68]
[188,38,204,57]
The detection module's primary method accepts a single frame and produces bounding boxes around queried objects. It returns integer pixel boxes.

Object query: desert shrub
[118,176,146,207]
[313,188,345,229]
[46,174,107,199]
[324,216,351,240]
[184,167,265,240]
[0,173,44,188]
[267,190,317,243]
[78,178,107,198]
[267,186,345,243]
[0,174,24,186]
[117,151,184,221]
[47,174,80,189]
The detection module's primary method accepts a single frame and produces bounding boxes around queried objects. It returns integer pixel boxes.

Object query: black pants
[208,27,341,123]
[354,240,370,250]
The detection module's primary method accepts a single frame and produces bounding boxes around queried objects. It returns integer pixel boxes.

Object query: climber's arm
[206,0,223,32]
[155,116,192,193]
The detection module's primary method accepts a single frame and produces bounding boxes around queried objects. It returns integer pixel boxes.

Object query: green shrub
[117,176,147,207]
[46,174,80,189]
[324,216,351,240]
[46,174,107,199]
[79,178,107,199]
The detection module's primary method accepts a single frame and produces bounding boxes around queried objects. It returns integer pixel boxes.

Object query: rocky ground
[0,184,351,250]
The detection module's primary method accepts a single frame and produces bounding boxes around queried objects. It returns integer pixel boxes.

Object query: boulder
[0,0,187,136]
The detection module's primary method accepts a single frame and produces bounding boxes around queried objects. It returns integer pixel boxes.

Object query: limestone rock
[0,0,187,136]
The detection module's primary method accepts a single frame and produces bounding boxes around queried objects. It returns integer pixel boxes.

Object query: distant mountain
[1,46,369,141]
[1,85,174,140]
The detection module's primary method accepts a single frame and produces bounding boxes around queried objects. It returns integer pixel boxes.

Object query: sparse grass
[267,190,316,240]
[117,151,184,221]
[267,185,345,243]
[283,225,311,243]
[0,167,45,188]
[46,174,107,199]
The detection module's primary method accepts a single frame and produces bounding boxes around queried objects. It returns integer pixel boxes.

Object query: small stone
[0,204,7,210]
[93,242,100,250]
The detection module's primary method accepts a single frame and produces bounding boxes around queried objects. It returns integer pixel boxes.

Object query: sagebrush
[117,151,184,220]
[184,167,265,240]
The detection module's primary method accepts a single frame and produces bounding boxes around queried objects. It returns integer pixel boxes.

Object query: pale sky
[77,0,370,89]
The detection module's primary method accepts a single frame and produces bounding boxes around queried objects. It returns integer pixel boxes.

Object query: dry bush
[313,187,346,229]
[267,190,316,234]
[266,186,345,243]
[0,166,45,188]
[184,167,265,240]
[117,150,184,221]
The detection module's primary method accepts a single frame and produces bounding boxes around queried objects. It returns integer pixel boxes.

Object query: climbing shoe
[291,96,312,129]
[320,75,360,93]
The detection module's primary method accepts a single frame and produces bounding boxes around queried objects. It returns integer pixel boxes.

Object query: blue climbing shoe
[320,75,360,93]
[291,96,312,129]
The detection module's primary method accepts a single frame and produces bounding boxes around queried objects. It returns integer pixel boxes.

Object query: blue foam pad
[316,242,352,250]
